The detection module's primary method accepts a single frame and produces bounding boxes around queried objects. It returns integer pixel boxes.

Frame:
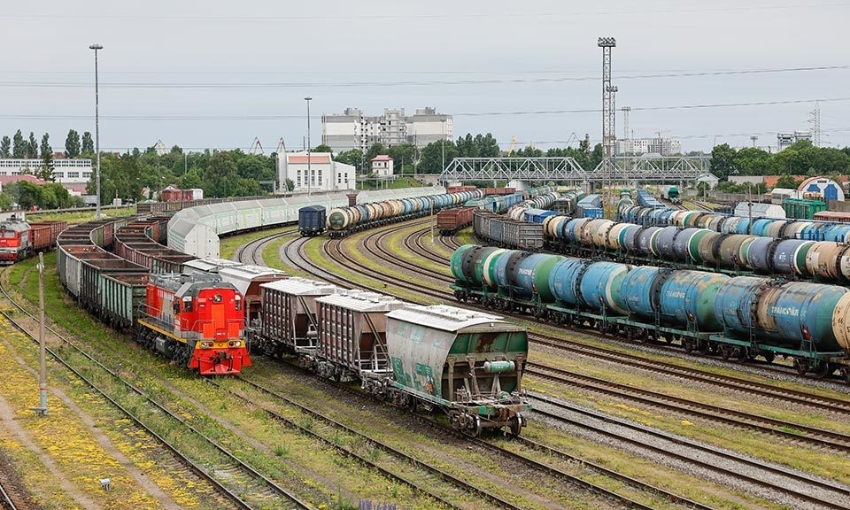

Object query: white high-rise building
[322,107,452,153]
[616,137,681,155]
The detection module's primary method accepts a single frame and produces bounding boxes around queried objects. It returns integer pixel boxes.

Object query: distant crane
[249,137,264,155]
[507,136,517,156]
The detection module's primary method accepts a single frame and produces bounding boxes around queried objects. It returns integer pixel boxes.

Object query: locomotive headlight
[228,341,242,347]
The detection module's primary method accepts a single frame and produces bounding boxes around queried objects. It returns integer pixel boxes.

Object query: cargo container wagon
[436,206,475,235]
[299,205,326,236]
[450,245,850,383]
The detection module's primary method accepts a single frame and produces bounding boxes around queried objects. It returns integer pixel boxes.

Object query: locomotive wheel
[719,346,732,361]
[698,341,711,355]
[736,347,749,362]
[683,339,695,353]
[793,358,810,376]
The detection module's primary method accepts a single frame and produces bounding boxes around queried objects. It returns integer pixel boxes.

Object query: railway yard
[1,203,850,510]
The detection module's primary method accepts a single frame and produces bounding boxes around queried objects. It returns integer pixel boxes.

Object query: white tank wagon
[377,305,531,436]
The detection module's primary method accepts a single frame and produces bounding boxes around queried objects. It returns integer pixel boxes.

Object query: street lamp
[305,96,312,196]
[89,43,103,219]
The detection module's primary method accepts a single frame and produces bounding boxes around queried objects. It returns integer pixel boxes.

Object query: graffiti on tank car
[770,306,800,317]
[665,291,686,299]
[518,268,534,276]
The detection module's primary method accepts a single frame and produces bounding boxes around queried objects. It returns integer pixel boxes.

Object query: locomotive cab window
[172,301,180,314]
[235,295,242,311]
[183,297,193,312]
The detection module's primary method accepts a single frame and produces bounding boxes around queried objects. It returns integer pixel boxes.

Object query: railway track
[0,479,18,510]
[527,361,850,454]
[232,228,298,265]
[0,272,312,510]
[531,393,850,510]
[211,375,514,510]
[263,359,700,510]
[240,217,850,507]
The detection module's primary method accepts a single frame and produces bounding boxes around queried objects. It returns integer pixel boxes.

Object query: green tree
[710,143,737,180]
[38,133,55,181]
[365,143,386,163]
[333,149,364,169]
[419,140,457,173]
[12,130,25,158]
[0,136,10,158]
[203,152,240,197]
[81,131,94,156]
[27,132,38,158]
[733,147,774,176]
[0,191,12,211]
[774,174,801,189]
[312,144,333,153]
[65,129,81,158]
[284,178,294,191]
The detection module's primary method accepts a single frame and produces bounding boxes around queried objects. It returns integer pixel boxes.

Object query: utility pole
[305,97,312,196]
[35,252,47,416]
[89,43,103,219]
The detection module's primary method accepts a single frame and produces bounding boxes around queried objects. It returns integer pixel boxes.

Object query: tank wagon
[0,217,67,264]
[56,216,252,375]
[619,202,850,244]
[325,190,484,238]
[450,245,850,382]
[505,191,561,221]
[298,205,326,237]
[478,208,850,284]
[248,278,532,435]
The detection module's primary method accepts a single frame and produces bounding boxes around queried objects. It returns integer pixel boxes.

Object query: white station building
[277,152,356,193]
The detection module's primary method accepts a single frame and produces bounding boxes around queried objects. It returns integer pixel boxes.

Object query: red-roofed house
[371,155,394,178]
[277,151,355,192]
[0,175,46,192]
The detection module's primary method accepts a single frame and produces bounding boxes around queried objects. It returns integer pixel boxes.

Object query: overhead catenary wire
[2,96,849,121]
[0,64,848,89]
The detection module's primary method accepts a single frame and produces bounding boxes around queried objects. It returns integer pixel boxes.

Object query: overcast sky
[2,1,849,156]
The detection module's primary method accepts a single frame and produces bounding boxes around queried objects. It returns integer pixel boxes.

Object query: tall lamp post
[305,96,312,196]
[89,43,103,219]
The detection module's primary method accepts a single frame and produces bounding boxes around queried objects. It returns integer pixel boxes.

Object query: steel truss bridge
[438,155,715,186]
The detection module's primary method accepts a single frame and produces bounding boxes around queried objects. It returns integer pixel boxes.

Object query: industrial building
[277,152,356,193]
[0,157,93,184]
[321,107,452,153]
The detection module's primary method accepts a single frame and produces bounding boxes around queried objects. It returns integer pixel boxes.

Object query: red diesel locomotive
[0,217,67,264]
[135,273,250,375]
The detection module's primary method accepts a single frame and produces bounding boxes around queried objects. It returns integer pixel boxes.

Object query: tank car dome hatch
[798,176,845,202]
